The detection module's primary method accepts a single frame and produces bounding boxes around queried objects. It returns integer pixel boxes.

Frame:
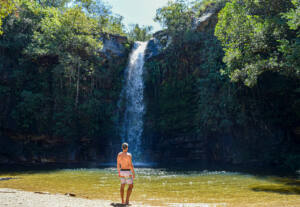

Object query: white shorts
[120,170,133,185]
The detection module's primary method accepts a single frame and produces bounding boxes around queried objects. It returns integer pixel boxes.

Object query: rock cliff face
[100,34,129,57]
[193,4,219,32]
[145,37,163,61]
[145,30,168,61]
[145,9,218,61]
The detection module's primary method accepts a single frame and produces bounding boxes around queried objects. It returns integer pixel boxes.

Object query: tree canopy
[127,24,153,41]
[0,0,130,159]
[0,0,15,35]
[215,0,299,87]
[154,0,193,35]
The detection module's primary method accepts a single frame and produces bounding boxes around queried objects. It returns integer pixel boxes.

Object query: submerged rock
[0,177,15,181]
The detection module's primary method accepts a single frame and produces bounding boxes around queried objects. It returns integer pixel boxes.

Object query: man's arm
[117,153,121,177]
[129,154,135,179]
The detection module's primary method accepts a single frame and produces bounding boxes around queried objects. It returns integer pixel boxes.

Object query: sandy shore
[0,188,153,207]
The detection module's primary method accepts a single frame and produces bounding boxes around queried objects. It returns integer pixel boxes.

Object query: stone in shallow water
[0,177,14,181]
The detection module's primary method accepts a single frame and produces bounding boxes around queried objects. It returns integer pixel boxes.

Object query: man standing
[117,143,135,205]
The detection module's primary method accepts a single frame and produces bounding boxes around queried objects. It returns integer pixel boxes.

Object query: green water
[0,168,300,206]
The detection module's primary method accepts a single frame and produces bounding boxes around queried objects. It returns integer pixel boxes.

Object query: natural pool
[0,167,300,206]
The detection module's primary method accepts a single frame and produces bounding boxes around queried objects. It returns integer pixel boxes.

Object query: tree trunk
[76,62,80,108]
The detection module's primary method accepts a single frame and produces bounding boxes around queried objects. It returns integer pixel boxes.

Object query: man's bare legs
[126,184,134,204]
[120,184,125,204]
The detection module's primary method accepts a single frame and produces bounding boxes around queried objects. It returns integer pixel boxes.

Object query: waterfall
[118,41,148,160]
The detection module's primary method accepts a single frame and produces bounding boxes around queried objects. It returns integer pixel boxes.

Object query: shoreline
[0,188,155,207]
[0,162,297,177]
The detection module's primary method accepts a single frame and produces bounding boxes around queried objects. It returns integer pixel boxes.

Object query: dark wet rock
[192,12,214,31]
[64,193,76,197]
[194,11,218,32]
[34,191,50,194]
[100,34,129,58]
[145,9,217,61]
[145,30,171,60]
[144,38,162,61]
[0,177,14,181]
[193,2,227,32]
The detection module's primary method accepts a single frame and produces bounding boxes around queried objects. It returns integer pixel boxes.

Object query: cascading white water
[118,41,148,159]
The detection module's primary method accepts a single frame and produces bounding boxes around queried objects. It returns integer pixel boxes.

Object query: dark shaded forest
[0,0,299,171]
[143,0,300,170]
[0,0,133,163]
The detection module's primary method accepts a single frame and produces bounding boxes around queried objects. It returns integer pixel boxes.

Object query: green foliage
[0,0,129,156]
[215,0,299,87]
[12,90,48,133]
[154,0,193,35]
[284,0,300,31]
[145,0,300,169]
[127,24,153,41]
[278,0,300,79]
[36,0,70,7]
[192,0,230,15]
[26,5,102,55]
[0,0,299,169]
[0,0,15,35]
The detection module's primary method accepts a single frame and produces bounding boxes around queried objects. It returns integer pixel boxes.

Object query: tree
[154,0,193,35]
[0,0,15,35]
[284,0,300,31]
[215,0,298,87]
[0,0,129,153]
[279,0,300,78]
[127,24,153,41]
[35,0,70,7]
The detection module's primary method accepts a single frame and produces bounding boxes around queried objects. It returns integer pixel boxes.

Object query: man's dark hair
[122,143,128,150]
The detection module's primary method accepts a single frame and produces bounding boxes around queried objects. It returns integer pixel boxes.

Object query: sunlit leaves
[283,0,300,32]
[215,0,299,87]
[127,24,153,41]
[26,5,102,59]
[0,0,15,35]
[154,0,193,34]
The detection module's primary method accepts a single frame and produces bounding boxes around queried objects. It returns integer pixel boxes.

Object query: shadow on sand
[110,203,131,207]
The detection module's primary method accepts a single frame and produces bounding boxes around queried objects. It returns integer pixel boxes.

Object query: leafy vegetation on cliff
[0,0,15,35]
[0,0,299,169]
[127,24,153,41]
[215,0,298,87]
[144,0,300,169]
[0,0,130,162]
